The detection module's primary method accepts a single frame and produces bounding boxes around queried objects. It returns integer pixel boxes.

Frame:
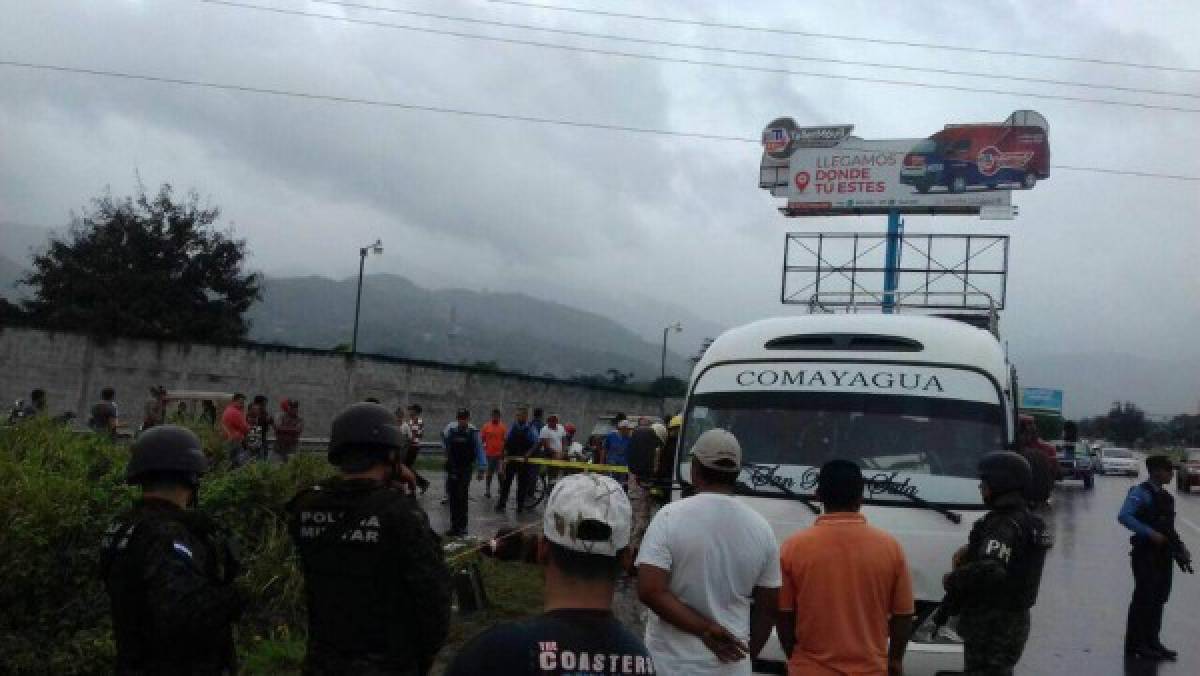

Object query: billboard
[1020,387,1064,413]
[760,111,1048,216]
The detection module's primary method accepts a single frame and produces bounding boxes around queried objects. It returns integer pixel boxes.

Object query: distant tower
[447,304,462,362]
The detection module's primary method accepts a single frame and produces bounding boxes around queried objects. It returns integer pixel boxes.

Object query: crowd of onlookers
[15,381,1086,675]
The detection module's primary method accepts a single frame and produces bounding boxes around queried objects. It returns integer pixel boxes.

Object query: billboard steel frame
[781,231,1010,311]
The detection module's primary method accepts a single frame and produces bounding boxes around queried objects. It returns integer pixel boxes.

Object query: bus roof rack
[806,291,1001,337]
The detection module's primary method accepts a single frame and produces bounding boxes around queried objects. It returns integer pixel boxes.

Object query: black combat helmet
[126,425,208,486]
[328,402,406,465]
[978,451,1032,496]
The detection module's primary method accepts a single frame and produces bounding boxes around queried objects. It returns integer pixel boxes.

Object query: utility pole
[660,322,682,414]
[351,239,383,356]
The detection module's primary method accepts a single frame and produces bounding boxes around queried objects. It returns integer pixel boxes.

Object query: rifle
[1168,536,1194,574]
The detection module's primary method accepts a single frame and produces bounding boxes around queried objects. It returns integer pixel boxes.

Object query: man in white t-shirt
[636,429,780,676]
[538,414,567,479]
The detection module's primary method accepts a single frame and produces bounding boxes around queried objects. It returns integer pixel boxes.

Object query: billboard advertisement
[760,111,1048,216]
[1020,387,1064,413]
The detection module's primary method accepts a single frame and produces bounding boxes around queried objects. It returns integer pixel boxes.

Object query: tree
[21,184,260,342]
[0,297,25,323]
[1103,401,1148,446]
[648,376,688,397]
[605,368,634,386]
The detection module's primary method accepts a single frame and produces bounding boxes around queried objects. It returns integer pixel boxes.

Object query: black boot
[1150,643,1178,660]
[1125,645,1166,661]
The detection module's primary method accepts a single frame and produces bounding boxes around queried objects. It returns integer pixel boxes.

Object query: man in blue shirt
[602,419,635,484]
[1118,454,1193,661]
[496,407,541,513]
[442,409,486,537]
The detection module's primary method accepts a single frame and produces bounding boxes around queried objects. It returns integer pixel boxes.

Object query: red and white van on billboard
[900,110,1050,194]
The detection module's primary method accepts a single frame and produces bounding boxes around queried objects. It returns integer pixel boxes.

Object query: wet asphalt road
[419,465,1200,675]
[1021,465,1200,676]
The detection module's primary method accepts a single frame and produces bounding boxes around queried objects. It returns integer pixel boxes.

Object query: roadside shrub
[0,419,332,673]
[201,454,334,636]
[0,422,545,675]
[0,419,133,673]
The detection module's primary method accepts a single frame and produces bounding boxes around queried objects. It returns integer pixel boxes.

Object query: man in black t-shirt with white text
[447,472,654,675]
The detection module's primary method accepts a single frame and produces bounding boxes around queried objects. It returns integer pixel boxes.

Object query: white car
[1099,447,1138,476]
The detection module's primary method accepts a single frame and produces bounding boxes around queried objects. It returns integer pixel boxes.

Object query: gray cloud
[0,0,1197,415]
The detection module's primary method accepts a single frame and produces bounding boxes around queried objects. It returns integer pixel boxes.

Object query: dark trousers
[404,445,429,491]
[495,457,532,510]
[445,463,472,533]
[1126,545,1173,649]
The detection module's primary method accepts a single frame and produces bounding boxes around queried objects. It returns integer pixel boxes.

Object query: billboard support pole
[882,208,903,313]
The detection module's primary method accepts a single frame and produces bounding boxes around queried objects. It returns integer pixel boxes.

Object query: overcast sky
[1,0,1198,416]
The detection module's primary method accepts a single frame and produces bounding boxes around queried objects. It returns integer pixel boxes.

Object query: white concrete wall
[0,326,662,435]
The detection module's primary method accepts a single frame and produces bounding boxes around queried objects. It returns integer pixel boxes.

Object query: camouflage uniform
[626,427,665,553]
[942,491,1051,676]
[101,497,243,675]
[626,475,653,552]
[957,608,1031,675]
[288,477,451,675]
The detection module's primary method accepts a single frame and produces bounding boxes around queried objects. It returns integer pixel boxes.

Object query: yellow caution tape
[505,457,629,473]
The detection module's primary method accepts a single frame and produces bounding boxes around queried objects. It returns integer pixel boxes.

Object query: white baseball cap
[690,428,743,472]
[543,473,631,556]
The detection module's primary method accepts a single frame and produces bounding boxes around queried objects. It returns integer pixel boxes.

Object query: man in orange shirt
[480,408,508,499]
[778,460,914,676]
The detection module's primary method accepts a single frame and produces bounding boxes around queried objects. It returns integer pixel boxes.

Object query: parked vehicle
[1177,448,1200,493]
[1053,441,1095,489]
[680,314,1020,674]
[1098,447,1138,477]
[900,110,1050,194]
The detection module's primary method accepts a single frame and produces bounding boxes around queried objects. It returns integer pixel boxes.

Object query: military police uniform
[941,452,1051,676]
[288,403,451,675]
[100,426,243,675]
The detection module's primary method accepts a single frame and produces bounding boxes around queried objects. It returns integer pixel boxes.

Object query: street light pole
[660,321,683,388]
[659,322,682,417]
[351,239,383,356]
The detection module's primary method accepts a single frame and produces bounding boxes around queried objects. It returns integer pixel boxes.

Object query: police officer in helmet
[288,402,451,675]
[101,425,244,675]
[937,451,1052,675]
[1118,454,1193,661]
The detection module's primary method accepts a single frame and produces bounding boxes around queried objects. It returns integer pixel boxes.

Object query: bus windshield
[681,391,1005,506]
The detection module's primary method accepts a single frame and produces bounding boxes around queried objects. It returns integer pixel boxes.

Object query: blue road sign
[1021,387,1064,412]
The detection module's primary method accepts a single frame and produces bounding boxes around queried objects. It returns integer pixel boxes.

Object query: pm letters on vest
[299,510,382,543]
[984,538,1013,563]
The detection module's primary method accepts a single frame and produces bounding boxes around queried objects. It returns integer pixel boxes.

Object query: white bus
[677,314,1017,674]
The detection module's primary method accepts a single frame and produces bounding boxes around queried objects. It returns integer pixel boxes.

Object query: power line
[308,0,1200,99]
[0,58,1196,182]
[482,0,1200,74]
[0,59,753,142]
[195,0,1200,114]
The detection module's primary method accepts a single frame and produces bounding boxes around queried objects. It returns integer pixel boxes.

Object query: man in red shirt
[778,460,914,676]
[221,394,250,465]
[1018,415,1057,506]
[480,408,507,499]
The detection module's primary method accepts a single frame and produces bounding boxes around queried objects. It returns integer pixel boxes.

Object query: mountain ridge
[247,273,693,380]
